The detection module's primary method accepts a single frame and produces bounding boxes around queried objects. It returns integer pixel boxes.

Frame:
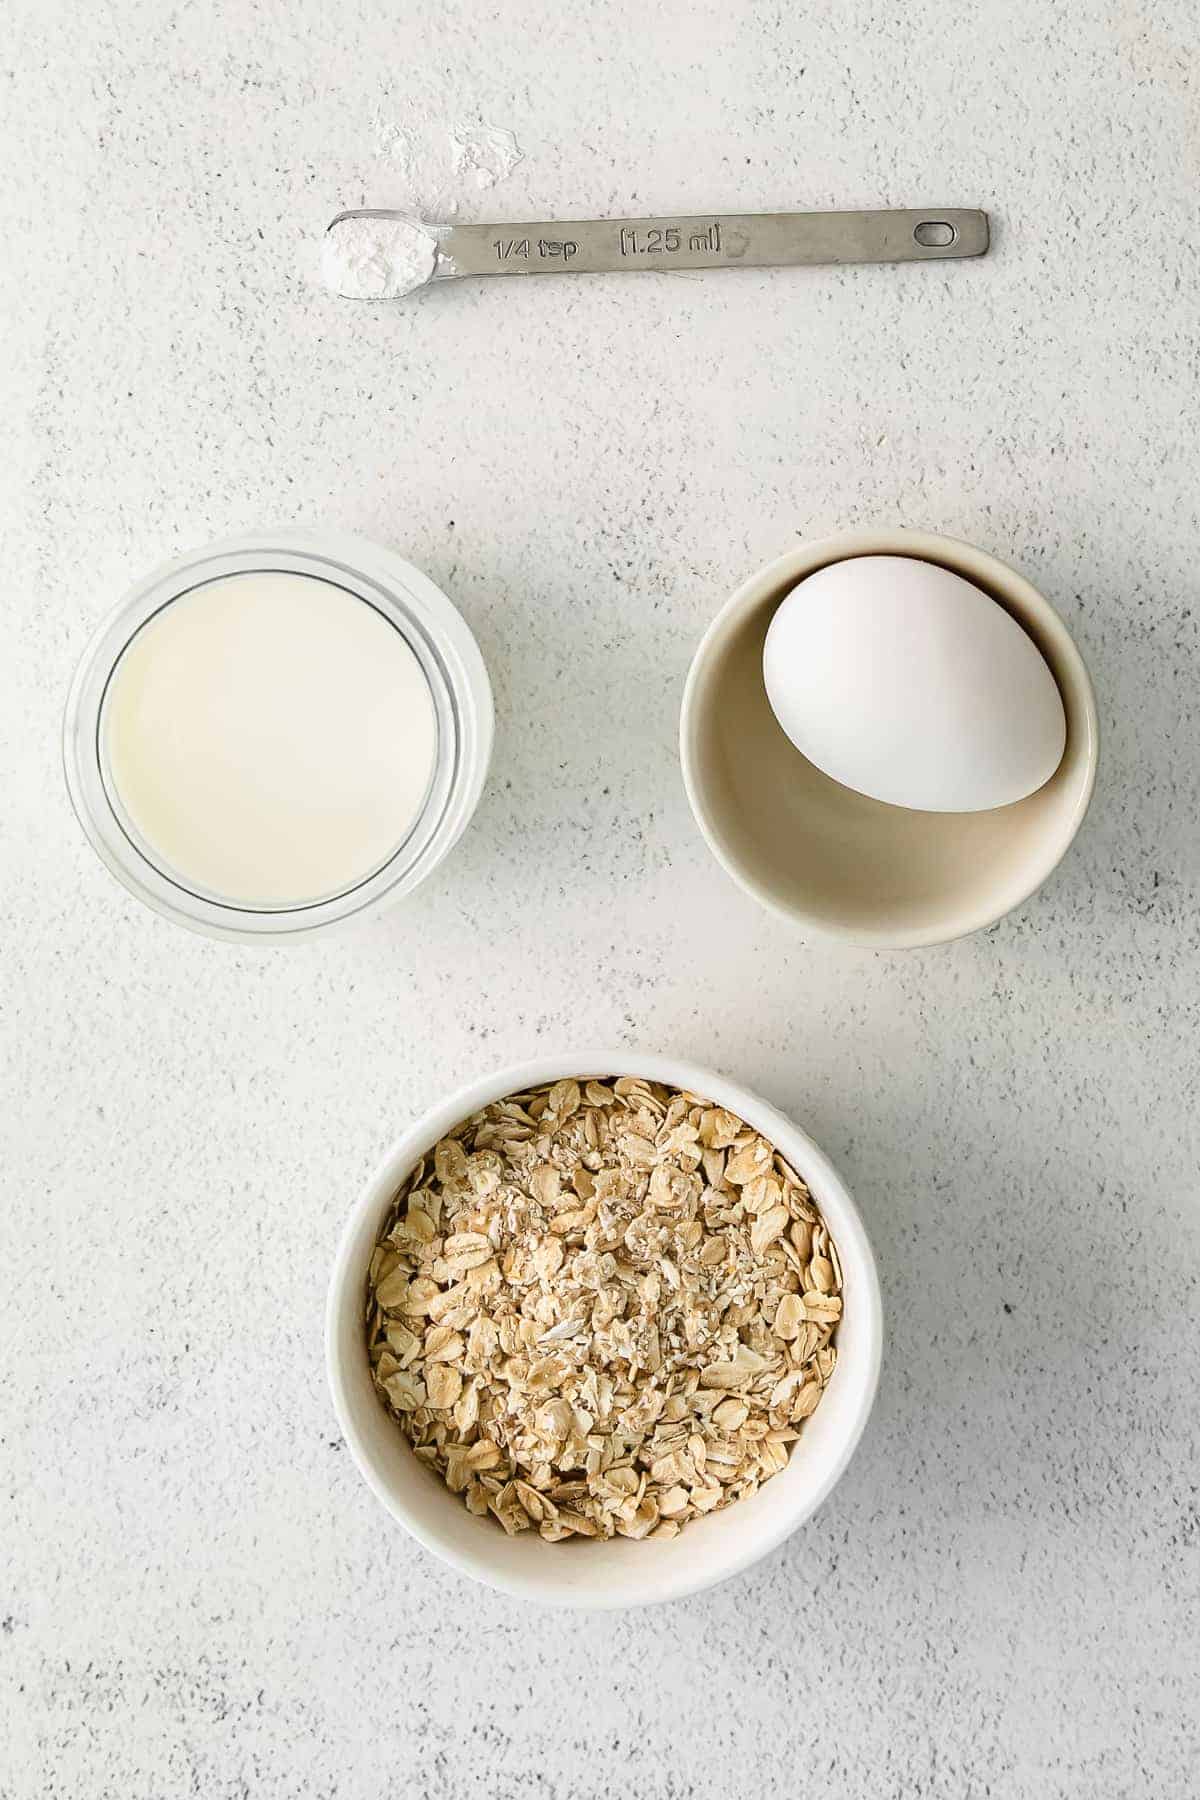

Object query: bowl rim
[679,527,1101,950]
[325,1049,884,1609]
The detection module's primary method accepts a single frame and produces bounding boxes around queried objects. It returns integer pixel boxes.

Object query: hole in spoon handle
[913,219,957,248]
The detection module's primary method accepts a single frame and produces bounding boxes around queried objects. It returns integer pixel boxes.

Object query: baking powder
[321,214,441,300]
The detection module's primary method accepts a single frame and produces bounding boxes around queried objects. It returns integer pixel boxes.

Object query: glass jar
[63,528,494,942]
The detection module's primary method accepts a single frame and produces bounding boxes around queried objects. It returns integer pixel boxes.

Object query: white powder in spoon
[322,214,440,300]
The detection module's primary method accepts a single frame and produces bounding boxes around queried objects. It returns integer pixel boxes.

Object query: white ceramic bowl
[326,1051,883,1609]
[680,529,1099,949]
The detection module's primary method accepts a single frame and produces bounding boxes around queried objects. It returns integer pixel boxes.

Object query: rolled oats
[365,1078,843,1542]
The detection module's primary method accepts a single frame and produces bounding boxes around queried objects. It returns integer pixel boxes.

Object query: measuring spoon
[323,206,990,300]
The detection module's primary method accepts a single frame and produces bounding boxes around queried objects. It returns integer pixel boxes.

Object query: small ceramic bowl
[326,1051,883,1609]
[679,529,1099,949]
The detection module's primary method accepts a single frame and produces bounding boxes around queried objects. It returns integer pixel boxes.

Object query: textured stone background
[3,1,1199,1795]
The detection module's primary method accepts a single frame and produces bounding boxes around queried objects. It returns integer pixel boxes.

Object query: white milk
[103,570,438,908]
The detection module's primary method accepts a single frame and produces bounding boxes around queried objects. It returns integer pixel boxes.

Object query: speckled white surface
[3,2,1200,1794]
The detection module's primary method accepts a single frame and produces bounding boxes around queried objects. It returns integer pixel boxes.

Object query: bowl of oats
[326,1054,882,1607]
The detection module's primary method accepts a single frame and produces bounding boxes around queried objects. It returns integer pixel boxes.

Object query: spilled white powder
[366,107,522,206]
[450,120,523,189]
[369,110,416,176]
[322,215,440,300]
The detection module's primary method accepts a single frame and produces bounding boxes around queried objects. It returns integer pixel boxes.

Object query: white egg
[762,555,1067,812]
